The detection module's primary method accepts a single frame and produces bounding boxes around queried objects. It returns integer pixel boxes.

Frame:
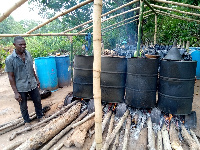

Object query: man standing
[5,36,43,127]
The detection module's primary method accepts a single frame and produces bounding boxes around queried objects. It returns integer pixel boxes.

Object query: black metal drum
[73,55,93,98]
[101,56,127,103]
[158,60,197,114]
[125,57,159,108]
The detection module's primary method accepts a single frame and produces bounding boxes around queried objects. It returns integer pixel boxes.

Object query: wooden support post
[93,0,103,149]
[136,0,144,57]
[70,36,73,81]
[154,14,157,45]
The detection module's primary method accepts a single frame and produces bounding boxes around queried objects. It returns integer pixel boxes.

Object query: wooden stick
[169,123,183,150]
[161,124,172,150]
[90,110,112,150]
[108,113,115,135]
[0,33,87,37]
[112,132,120,150]
[10,100,78,141]
[2,141,23,150]
[0,0,27,22]
[181,124,200,150]
[26,0,94,34]
[190,129,200,147]
[122,114,131,150]
[54,143,64,150]
[157,130,162,150]
[93,0,103,149]
[15,103,82,150]
[72,111,95,128]
[102,109,129,150]
[41,109,88,150]
[147,117,156,150]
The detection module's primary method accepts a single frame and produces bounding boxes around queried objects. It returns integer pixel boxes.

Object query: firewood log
[181,124,200,150]
[157,130,163,150]
[112,131,120,150]
[104,113,115,144]
[65,117,95,148]
[132,113,139,125]
[161,124,172,150]
[169,123,183,150]
[147,117,156,150]
[122,114,131,150]
[41,109,89,150]
[190,129,200,147]
[102,109,129,150]
[2,141,23,150]
[90,110,112,150]
[9,100,78,141]
[15,102,81,150]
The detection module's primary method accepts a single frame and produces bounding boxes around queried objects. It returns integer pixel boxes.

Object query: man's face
[14,39,26,53]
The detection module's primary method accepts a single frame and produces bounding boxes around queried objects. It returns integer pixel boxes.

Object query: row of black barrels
[73,55,197,115]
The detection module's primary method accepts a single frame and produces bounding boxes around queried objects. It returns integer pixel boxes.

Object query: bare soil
[0,73,199,150]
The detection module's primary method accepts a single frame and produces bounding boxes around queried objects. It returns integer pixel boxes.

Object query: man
[5,36,43,127]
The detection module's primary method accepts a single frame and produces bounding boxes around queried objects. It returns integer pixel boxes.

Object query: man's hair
[14,36,25,43]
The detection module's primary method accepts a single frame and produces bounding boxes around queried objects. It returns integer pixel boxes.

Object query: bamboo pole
[151,0,200,10]
[144,0,157,14]
[136,0,144,57]
[155,9,200,24]
[0,0,28,22]
[26,0,94,34]
[0,33,87,37]
[151,4,200,17]
[93,0,103,149]
[70,36,73,81]
[79,6,142,33]
[154,14,157,45]
[63,0,140,33]
[102,13,154,34]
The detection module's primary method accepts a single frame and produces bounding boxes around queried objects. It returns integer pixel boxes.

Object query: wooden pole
[136,0,144,57]
[0,0,27,22]
[26,0,94,34]
[151,0,200,10]
[63,0,140,33]
[144,0,157,14]
[70,36,73,81]
[154,14,157,45]
[0,33,87,37]
[93,0,103,149]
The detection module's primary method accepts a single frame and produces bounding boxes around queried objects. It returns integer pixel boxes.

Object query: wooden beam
[136,0,145,57]
[93,0,103,149]
[0,0,28,22]
[151,0,200,10]
[62,0,140,33]
[26,0,94,34]
[156,9,200,23]
[0,33,87,37]
[151,4,200,17]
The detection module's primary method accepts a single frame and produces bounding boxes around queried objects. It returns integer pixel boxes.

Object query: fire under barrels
[125,57,159,108]
[73,55,93,99]
[158,60,197,114]
[101,57,127,103]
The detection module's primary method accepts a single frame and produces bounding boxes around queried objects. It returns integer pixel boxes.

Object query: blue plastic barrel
[55,56,71,87]
[191,50,200,79]
[34,57,58,90]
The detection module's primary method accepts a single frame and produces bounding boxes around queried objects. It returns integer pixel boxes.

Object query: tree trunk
[15,102,82,150]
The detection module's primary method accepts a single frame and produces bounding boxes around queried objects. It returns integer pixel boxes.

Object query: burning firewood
[9,100,78,141]
[181,124,200,150]
[169,123,183,150]
[102,109,129,150]
[112,131,120,150]
[90,110,112,150]
[41,109,89,150]
[190,129,200,147]
[14,102,82,150]
[132,113,139,125]
[147,117,156,150]
[157,130,163,150]
[65,117,95,148]
[161,124,172,150]
[122,114,131,150]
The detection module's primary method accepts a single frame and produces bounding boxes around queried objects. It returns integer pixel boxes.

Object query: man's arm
[33,69,40,88]
[7,72,22,102]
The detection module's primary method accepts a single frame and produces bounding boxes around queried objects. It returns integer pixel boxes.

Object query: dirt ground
[0,73,200,150]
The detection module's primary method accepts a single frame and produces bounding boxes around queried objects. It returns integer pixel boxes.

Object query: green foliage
[0,47,9,69]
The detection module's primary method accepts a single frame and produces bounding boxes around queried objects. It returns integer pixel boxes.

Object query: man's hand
[37,80,40,88]
[15,92,22,102]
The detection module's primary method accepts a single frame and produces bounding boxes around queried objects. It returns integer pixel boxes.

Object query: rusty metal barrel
[158,60,197,114]
[73,55,93,98]
[125,57,159,108]
[101,56,127,103]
